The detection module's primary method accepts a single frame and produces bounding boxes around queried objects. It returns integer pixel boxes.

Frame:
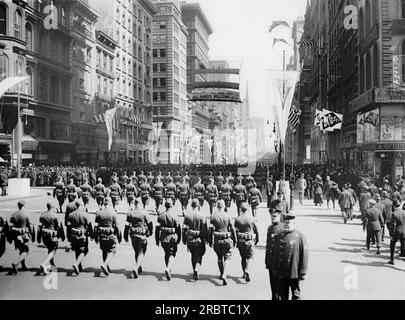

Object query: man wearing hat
[206,178,219,216]
[152,178,165,214]
[0,166,8,196]
[210,199,237,286]
[338,184,355,224]
[182,199,208,281]
[380,191,394,239]
[269,213,308,300]
[37,202,65,274]
[347,183,357,220]
[192,177,206,209]
[234,202,259,282]
[359,186,372,225]
[108,178,122,212]
[374,193,387,241]
[266,208,285,300]
[270,191,289,222]
[155,198,182,281]
[94,178,107,211]
[363,199,384,254]
[388,201,405,265]
[124,198,153,278]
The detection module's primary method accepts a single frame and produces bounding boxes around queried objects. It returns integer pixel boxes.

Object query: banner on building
[364,111,379,126]
[288,105,302,131]
[188,90,242,103]
[105,107,117,152]
[269,20,290,33]
[314,108,323,127]
[319,109,343,132]
[393,55,401,89]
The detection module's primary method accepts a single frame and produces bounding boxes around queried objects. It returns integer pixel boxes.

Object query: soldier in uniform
[183,171,191,186]
[265,208,285,300]
[182,199,208,280]
[153,178,165,214]
[266,175,275,208]
[363,199,384,254]
[129,171,138,188]
[80,179,93,212]
[165,177,177,205]
[219,178,233,213]
[66,200,92,275]
[270,213,309,300]
[381,191,394,241]
[125,178,138,211]
[109,178,122,212]
[388,202,405,265]
[164,172,172,186]
[227,172,235,188]
[119,172,129,197]
[155,171,164,186]
[210,200,237,286]
[94,178,107,211]
[234,202,259,282]
[192,177,205,209]
[139,178,152,209]
[206,178,219,216]
[248,183,262,218]
[124,199,153,278]
[53,177,66,213]
[236,172,244,186]
[37,202,65,274]
[245,173,255,194]
[216,171,225,190]
[155,199,182,280]
[146,171,154,187]
[173,171,182,189]
[270,191,289,222]
[234,179,248,216]
[94,197,121,276]
[9,200,35,274]
[66,178,78,202]
[178,178,191,215]
[137,171,146,187]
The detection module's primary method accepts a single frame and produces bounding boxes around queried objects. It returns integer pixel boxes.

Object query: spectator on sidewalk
[0,166,8,196]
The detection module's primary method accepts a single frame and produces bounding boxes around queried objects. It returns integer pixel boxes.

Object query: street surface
[1,189,405,300]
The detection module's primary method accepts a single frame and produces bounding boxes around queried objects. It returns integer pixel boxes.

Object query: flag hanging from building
[288,105,302,131]
[273,38,290,48]
[105,107,117,152]
[314,108,323,127]
[364,111,379,126]
[269,20,290,33]
[298,37,317,48]
[94,113,105,124]
[320,109,343,132]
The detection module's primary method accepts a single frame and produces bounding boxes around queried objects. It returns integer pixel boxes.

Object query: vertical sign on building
[393,55,401,89]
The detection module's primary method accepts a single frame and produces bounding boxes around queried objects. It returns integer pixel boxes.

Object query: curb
[0,193,48,204]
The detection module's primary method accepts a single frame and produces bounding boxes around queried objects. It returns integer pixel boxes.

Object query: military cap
[284,213,296,220]
[381,191,388,198]
[103,197,111,205]
[240,202,249,211]
[18,200,26,207]
[368,199,376,206]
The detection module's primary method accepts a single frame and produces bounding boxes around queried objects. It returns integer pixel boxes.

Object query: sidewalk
[0,187,52,203]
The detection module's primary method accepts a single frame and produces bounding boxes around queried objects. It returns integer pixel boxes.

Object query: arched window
[25,23,33,51]
[14,9,22,39]
[402,0,405,19]
[373,45,379,87]
[365,0,371,34]
[366,51,372,90]
[26,67,33,96]
[0,3,6,36]
[0,54,8,82]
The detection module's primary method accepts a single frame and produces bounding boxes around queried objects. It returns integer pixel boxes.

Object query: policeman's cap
[18,200,26,207]
[284,213,296,221]
[381,191,388,198]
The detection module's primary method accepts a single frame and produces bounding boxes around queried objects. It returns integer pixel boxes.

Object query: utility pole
[17,90,21,179]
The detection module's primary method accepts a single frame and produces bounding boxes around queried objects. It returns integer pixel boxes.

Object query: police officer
[234,202,259,282]
[234,179,248,216]
[155,199,182,281]
[139,178,152,209]
[153,178,165,214]
[53,177,66,214]
[165,177,177,205]
[37,202,65,274]
[192,177,205,209]
[178,178,191,215]
[67,200,92,275]
[265,208,285,300]
[8,200,35,274]
[209,200,237,286]
[248,183,262,218]
[182,199,208,281]
[206,178,219,216]
[109,178,122,212]
[220,178,233,213]
[80,179,93,212]
[125,199,153,278]
[270,213,309,300]
[94,197,121,276]
[388,202,405,265]
[125,177,138,211]
[94,178,107,211]
[363,199,384,255]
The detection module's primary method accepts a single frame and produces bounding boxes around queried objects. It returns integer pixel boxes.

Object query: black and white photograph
[0,0,404,303]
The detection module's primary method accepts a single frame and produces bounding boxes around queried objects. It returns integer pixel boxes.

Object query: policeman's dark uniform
[139,181,152,209]
[220,182,233,212]
[206,182,219,216]
[381,194,394,235]
[153,180,165,213]
[95,205,120,260]
[53,180,66,212]
[192,181,206,208]
[125,206,153,256]
[270,216,309,300]
[266,178,275,208]
[249,186,263,217]
[234,182,248,216]
[234,211,259,260]
[94,181,107,208]
[178,182,191,212]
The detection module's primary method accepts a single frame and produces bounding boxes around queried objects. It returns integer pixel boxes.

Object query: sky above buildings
[191,0,307,121]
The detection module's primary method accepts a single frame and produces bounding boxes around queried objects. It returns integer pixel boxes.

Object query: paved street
[1,190,405,300]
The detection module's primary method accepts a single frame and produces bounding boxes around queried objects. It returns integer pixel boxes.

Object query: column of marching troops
[0,169,308,300]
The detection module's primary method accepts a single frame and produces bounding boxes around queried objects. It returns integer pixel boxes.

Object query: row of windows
[153,77,167,87]
[153,49,166,58]
[153,63,167,73]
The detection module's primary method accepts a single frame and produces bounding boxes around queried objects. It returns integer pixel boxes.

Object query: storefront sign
[375,88,405,103]
[349,89,374,112]
[360,142,405,151]
[188,91,242,103]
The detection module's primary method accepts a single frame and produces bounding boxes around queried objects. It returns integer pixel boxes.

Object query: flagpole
[282,50,286,180]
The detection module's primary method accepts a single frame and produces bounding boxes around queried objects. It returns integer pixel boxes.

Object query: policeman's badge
[290,240,295,245]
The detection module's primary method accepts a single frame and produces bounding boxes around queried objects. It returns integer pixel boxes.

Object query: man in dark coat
[0,217,7,270]
[266,175,275,208]
[388,202,405,265]
[338,184,354,224]
[206,178,219,216]
[363,199,384,254]
[381,190,394,240]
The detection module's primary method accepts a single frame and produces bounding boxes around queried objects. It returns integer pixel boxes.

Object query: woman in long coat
[313,175,324,206]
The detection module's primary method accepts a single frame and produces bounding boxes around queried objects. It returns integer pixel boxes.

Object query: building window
[153,92,158,101]
[0,3,6,36]
[61,7,66,26]
[0,54,8,82]
[373,45,379,87]
[153,49,158,58]
[160,77,166,87]
[159,21,166,29]
[26,67,33,96]
[50,75,59,104]
[160,49,166,57]
[14,9,22,40]
[160,63,166,72]
[160,92,166,101]
[26,23,33,51]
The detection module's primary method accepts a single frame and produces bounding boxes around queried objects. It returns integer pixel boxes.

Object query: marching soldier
[216,171,225,190]
[206,178,219,216]
[270,213,309,300]
[137,171,146,187]
[245,173,255,194]
[130,171,138,188]
[183,171,191,186]
[119,172,129,197]
[205,171,214,187]
[165,177,177,205]
[153,178,165,214]
[66,178,78,202]
[227,172,235,188]
[234,202,259,282]
[139,178,152,209]
[146,171,154,187]
[155,199,182,280]
[219,178,233,213]
[182,199,208,281]
[125,178,138,211]
[65,192,79,226]
[9,200,35,274]
[236,172,244,186]
[37,202,65,274]
[265,208,285,300]
[173,171,182,189]
[164,172,173,186]
[53,177,66,213]
[109,178,122,211]
[94,197,121,276]
[155,171,164,185]
[80,179,93,212]
[94,178,107,211]
[210,200,237,286]
[178,178,191,215]
[234,179,248,216]
[249,183,262,218]
[363,199,384,254]
[192,177,206,209]
[124,199,153,278]
[66,200,92,275]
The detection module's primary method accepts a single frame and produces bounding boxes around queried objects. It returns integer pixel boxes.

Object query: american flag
[298,37,317,48]
[288,105,302,131]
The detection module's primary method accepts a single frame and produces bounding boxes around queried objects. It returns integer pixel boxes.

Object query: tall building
[151,0,188,164]
[0,0,73,164]
[90,0,156,164]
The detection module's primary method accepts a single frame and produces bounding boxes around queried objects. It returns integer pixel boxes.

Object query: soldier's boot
[376,247,381,255]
